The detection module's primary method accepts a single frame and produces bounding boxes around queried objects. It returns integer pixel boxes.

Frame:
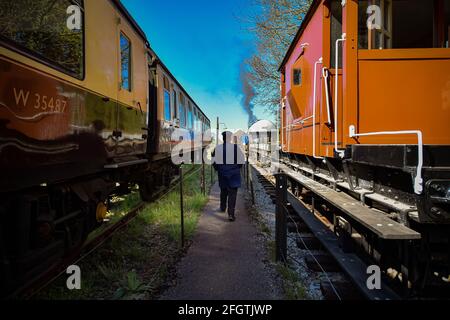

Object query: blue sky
[122,0,269,131]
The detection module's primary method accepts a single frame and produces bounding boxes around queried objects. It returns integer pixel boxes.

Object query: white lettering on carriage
[13,88,30,107]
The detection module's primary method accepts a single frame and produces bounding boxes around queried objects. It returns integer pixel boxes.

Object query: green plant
[276,263,309,300]
[112,271,152,300]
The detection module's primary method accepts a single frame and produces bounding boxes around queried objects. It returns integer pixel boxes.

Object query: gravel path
[161,182,282,300]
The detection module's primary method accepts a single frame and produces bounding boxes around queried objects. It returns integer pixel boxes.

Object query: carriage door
[327,0,344,157]
[146,65,158,154]
[288,54,308,154]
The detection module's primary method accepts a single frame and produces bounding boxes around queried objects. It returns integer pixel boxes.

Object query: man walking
[212,131,245,221]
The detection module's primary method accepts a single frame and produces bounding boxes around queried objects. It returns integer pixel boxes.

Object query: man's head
[222,131,233,143]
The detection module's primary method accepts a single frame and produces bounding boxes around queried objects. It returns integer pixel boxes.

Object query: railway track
[251,164,398,300]
[9,166,200,300]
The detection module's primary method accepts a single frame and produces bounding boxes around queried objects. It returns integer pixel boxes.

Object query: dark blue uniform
[212,143,245,219]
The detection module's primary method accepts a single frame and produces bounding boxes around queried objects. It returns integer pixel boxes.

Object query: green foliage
[112,271,152,300]
[139,165,209,242]
[276,263,309,300]
[0,0,84,77]
[34,165,213,300]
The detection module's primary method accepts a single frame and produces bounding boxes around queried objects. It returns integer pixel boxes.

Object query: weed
[276,263,309,300]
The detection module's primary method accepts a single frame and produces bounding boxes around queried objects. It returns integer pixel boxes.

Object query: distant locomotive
[279,0,450,292]
[0,0,210,294]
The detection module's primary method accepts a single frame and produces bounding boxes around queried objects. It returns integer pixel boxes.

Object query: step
[277,164,421,240]
[287,191,400,300]
[305,254,341,272]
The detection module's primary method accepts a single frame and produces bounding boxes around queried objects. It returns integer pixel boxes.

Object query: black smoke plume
[240,64,258,128]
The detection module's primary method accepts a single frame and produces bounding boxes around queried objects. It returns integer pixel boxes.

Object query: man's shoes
[228,215,236,222]
[219,207,226,212]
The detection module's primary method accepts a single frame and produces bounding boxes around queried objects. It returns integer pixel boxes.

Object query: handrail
[313,57,324,159]
[292,116,313,125]
[322,67,332,125]
[349,125,424,195]
[334,33,346,158]
[281,97,287,153]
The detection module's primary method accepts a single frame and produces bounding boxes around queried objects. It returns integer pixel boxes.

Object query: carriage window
[188,103,193,129]
[164,90,171,121]
[179,93,186,127]
[443,0,450,48]
[120,33,132,91]
[330,0,343,68]
[196,111,200,132]
[0,0,84,78]
[293,69,302,86]
[359,0,445,49]
[193,110,197,131]
[163,76,171,121]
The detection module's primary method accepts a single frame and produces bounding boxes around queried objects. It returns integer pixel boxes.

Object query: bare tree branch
[240,0,312,116]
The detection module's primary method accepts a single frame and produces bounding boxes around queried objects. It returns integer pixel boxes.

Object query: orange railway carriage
[280,0,450,221]
[279,0,450,291]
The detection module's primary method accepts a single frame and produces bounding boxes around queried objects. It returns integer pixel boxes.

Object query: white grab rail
[334,33,346,158]
[281,97,287,153]
[292,115,313,125]
[349,125,424,195]
[322,67,332,125]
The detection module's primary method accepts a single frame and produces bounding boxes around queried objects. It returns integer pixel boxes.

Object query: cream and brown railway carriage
[147,49,211,159]
[0,0,149,191]
[0,0,210,295]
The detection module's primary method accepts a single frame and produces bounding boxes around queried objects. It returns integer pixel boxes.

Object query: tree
[243,0,312,116]
[0,0,84,77]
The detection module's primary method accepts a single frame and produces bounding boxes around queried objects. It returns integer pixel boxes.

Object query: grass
[275,263,308,300]
[34,164,213,300]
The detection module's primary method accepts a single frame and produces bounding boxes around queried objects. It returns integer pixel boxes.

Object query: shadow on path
[161,183,280,300]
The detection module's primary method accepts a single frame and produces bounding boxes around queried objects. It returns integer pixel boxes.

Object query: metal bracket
[305,156,316,179]
[104,159,148,169]
[342,160,357,191]
[325,158,343,190]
